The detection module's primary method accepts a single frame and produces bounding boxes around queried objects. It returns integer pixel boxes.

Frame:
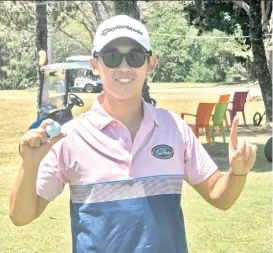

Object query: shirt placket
[116,124,133,168]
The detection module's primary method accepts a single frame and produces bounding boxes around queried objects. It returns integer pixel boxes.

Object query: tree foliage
[182,0,272,121]
[114,0,140,20]
[141,2,249,82]
[0,1,112,89]
[0,26,36,89]
[0,1,254,89]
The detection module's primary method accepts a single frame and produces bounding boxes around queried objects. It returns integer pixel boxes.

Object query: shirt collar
[142,97,159,127]
[87,93,159,130]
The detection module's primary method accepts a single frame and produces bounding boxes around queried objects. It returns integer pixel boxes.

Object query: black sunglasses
[94,50,151,68]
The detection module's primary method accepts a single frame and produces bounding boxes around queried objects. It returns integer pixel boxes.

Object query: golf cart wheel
[264,137,272,163]
[85,84,94,93]
[253,112,262,126]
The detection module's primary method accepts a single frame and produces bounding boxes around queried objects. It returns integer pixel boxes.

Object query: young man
[9,15,257,253]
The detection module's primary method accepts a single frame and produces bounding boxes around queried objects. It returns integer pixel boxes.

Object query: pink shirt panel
[37,95,217,201]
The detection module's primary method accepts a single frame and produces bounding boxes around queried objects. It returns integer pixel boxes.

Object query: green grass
[1,171,271,253]
[182,172,272,253]
[0,171,71,253]
[0,87,271,253]
[149,82,260,90]
[149,82,220,89]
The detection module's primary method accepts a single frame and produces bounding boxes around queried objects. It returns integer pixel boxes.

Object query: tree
[139,2,249,83]
[0,26,36,89]
[249,0,272,122]
[114,0,140,20]
[183,0,272,122]
[35,1,47,116]
[0,1,112,89]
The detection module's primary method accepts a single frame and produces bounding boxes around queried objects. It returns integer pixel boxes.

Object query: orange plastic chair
[181,103,215,143]
[218,94,230,130]
[219,94,230,102]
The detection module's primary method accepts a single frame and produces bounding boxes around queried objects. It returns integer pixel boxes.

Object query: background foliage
[0,1,253,89]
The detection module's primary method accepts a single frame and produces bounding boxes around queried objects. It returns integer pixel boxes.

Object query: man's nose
[118,56,131,70]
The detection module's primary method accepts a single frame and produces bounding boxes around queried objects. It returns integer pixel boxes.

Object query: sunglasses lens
[103,52,123,68]
[101,51,147,68]
[126,51,146,68]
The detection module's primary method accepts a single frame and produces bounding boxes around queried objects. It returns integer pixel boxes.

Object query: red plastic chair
[227,91,248,125]
[181,103,215,143]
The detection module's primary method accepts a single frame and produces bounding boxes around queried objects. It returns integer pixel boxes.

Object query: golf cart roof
[66,55,92,62]
[41,61,91,70]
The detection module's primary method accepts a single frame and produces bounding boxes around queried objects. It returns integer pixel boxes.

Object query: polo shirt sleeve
[172,112,218,185]
[36,141,68,201]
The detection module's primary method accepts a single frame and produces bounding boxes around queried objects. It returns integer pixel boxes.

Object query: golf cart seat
[29,108,73,130]
[47,108,73,126]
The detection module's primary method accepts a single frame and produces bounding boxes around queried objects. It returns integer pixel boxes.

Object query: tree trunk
[249,0,272,122]
[114,1,140,20]
[35,1,47,118]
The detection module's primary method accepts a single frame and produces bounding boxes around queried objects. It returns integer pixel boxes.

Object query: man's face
[91,38,157,100]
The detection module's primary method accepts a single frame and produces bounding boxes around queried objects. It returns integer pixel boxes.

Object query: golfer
[9,15,257,253]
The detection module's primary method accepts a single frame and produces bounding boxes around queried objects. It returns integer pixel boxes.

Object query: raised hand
[229,116,257,176]
[19,119,66,166]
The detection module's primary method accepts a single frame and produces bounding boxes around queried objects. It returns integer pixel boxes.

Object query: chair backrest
[232,91,248,111]
[218,94,230,102]
[195,103,215,126]
[212,102,229,125]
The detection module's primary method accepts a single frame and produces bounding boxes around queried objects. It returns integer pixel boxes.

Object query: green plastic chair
[209,102,229,143]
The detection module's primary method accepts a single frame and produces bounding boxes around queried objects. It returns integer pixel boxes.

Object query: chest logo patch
[151,145,174,159]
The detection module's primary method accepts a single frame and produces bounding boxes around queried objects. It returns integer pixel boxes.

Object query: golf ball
[46,121,62,138]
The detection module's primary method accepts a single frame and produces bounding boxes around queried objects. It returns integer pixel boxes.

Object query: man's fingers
[27,134,43,147]
[249,145,258,162]
[232,139,245,160]
[233,143,257,163]
[238,138,246,152]
[233,149,243,160]
[243,144,252,161]
[20,122,66,152]
[39,119,54,130]
[35,128,49,143]
[28,137,36,147]
[38,129,48,144]
[35,137,41,148]
[230,116,239,148]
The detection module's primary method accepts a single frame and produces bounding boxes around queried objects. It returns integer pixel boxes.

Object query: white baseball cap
[92,15,152,56]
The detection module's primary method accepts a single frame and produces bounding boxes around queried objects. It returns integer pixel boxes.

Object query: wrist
[229,170,248,177]
[21,160,40,172]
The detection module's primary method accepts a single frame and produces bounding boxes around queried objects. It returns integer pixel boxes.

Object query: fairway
[0,85,272,253]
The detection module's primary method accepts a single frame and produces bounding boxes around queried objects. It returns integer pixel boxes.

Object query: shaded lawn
[0,89,271,253]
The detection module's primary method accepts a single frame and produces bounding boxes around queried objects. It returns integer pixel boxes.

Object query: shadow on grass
[234,125,272,137]
[202,125,272,173]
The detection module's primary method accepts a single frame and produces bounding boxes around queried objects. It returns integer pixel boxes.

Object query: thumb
[48,132,67,146]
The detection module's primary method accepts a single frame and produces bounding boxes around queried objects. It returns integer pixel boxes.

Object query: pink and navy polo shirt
[37,94,218,253]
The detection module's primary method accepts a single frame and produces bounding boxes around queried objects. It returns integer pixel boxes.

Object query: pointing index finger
[230,116,239,148]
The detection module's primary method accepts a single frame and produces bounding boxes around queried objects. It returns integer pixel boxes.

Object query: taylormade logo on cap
[101,25,144,36]
[92,15,152,56]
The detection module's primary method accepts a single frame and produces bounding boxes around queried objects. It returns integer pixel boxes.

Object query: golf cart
[29,53,157,130]
[65,56,102,93]
[29,61,93,129]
